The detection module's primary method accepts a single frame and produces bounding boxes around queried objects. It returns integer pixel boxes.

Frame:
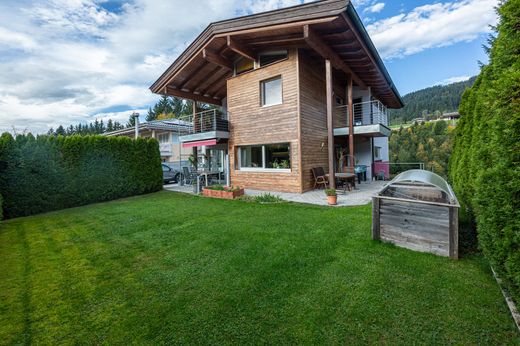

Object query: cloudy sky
[0,0,498,133]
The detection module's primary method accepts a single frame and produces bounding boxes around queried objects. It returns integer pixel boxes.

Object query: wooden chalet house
[150,0,403,193]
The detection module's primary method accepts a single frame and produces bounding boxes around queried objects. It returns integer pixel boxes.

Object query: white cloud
[364,2,385,13]
[437,76,471,85]
[0,0,497,134]
[0,0,315,134]
[367,0,498,59]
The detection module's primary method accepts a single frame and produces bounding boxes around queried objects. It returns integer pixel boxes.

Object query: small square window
[261,76,282,106]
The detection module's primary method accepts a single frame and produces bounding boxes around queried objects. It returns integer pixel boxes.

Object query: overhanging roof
[150,0,403,108]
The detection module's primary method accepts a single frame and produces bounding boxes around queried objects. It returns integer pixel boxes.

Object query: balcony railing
[178,109,229,134]
[335,100,388,127]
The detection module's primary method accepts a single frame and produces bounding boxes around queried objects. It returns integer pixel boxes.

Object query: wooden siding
[227,49,301,192]
[298,50,346,192]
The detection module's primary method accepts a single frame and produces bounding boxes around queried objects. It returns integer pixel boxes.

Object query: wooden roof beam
[202,48,232,70]
[303,25,366,89]
[165,86,222,106]
[227,36,255,61]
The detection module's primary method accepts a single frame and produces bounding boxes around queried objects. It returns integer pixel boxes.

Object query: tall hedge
[449,0,519,301]
[0,134,163,219]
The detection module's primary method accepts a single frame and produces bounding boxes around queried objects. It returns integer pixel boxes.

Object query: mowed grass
[0,191,518,345]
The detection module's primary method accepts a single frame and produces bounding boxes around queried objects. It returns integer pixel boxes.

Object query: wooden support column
[192,101,198,163]
[326,59,335,189]
[347,74,354,168]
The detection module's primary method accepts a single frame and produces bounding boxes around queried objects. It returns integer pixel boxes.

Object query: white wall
[354,136,373,180]
[352,87,371,125]
[373,137,389,162]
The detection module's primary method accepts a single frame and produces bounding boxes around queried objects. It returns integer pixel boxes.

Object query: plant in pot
[325,188,337,205]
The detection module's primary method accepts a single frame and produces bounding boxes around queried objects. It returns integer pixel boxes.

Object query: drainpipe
[133,112,140,139]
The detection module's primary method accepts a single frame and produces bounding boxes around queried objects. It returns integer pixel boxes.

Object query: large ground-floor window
[237,143,291,172]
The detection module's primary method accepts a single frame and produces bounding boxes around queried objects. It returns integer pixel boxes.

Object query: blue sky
[0,0,498,133]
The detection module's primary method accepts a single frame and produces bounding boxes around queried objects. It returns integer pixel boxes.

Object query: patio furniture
[355,165,367,184]
[326,171,356,193]
[312,167,329,189]
[198,170,221,187]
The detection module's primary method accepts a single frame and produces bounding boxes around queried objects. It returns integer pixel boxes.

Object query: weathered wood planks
[372,196,459,259]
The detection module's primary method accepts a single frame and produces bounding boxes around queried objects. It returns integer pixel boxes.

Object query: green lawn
[0,192,518,344]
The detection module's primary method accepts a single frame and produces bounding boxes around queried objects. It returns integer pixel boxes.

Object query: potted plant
[325,188,337,205]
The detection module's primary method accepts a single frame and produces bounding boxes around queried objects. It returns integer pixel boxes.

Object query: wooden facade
[227,50,301,192]
[150,0,404,193]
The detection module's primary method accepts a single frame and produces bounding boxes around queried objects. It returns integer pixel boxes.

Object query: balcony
[178,109,229,144]
[333,100,391,137]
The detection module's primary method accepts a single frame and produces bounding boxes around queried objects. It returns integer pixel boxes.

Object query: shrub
[449,1,520,302]
[254,193,283,204]
[0,134,163,219]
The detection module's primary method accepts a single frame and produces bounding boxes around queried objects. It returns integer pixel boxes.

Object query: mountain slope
[390,77,476,123]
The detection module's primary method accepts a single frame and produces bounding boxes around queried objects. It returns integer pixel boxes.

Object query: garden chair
[311,167,328,189]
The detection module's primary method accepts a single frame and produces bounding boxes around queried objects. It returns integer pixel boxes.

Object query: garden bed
[202,185,244,199]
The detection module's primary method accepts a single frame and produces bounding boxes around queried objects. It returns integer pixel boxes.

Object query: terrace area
[164,180,386,206]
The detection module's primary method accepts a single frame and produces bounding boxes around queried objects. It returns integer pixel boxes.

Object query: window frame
[260,76,283,107]
[236,143,291,173]
[374,146,382,160]
[258,50,288,67]
[157,133,170,143]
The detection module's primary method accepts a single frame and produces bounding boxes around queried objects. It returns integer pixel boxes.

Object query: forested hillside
[390,77,476,123]
[389,120,454,178]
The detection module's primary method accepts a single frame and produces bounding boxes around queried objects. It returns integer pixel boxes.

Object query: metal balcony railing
[178,109,229,134]
[335,100,388,127]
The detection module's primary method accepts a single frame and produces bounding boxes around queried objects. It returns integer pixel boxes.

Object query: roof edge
[345,4,403,108]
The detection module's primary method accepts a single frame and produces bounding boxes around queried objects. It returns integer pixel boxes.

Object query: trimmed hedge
[449,1,519,302]
[0,134,163,219]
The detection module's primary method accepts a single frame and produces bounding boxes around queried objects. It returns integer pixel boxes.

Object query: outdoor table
[198,170,221,186]
[325,172,356,192]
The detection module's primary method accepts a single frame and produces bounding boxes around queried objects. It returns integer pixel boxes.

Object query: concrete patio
[163,180,386,207]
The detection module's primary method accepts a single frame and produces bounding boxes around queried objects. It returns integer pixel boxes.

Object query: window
[237,143,290,171]
[259,50,287,67]
[239,145,263,168]
[261,76,282,106]
[265,143,290,169]
[234,57,254,75]
[374,146,382,160]
[336,96,344,105]
[158,133,170,143]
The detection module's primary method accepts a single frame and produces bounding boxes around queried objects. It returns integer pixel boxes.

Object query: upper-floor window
[261,76,282,106]
[158,133,170,143]
[234,57,254,76]
[259,50,288,67]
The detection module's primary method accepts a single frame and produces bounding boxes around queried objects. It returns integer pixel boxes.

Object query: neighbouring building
[105,119,193,165]
[150,0,403,193]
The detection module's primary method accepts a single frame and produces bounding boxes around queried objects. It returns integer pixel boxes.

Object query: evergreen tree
[449,0,520,302]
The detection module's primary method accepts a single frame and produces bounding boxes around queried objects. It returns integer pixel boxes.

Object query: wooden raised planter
[203,187,244,200]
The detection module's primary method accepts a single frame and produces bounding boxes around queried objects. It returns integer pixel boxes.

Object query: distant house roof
[150,0,403,109]
[104,118,192,137]
[440,112,460,119]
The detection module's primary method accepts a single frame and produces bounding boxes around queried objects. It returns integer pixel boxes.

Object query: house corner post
[325,59,335,188]
[347,74,354,168]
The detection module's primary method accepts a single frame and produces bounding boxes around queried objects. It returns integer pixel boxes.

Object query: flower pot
[327,195,337,205]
